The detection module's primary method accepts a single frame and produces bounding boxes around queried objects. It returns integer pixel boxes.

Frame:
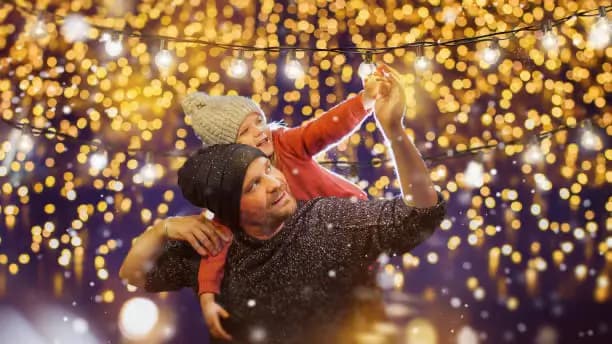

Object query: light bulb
[414,56,430,72]
[90,151,108,170]
[523,139,543,165]
[481,42,500,65]
[30,18,48,39]
[155,49,173,70]
[580,120,600,150]
[18,134,34,152]
[541,30,559,52]
[105,35,123,57]
[61,14,90,43]
[229,57,248,78]
[284,57,304,79]
[358,53,376,79]
[464,161,484,188]
[140,164,156,183]
[580,131,599,150]
[588,15,611,49]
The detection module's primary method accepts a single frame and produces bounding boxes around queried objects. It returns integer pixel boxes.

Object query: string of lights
[14,1,612,53]
[1,0,608,182]
[9,0,612,79]
[1,113,603,170]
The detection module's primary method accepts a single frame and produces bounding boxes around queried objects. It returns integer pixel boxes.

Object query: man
[119,69,447,343]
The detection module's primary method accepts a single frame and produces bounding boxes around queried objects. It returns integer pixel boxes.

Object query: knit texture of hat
[177,144,266,232]
[182,92,263,145]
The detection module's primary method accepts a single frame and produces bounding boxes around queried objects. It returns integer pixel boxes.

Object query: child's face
[236,112,274,157]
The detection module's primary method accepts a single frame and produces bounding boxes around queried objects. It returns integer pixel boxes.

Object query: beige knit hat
[181,92,263,145]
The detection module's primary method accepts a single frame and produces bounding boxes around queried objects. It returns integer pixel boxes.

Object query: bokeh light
[0,0,610,342]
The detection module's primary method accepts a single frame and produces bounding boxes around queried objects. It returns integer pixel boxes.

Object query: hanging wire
[1,114,603,167]
[8,0,611,55]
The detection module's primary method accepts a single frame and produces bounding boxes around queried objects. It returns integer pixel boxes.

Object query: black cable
[7,0,610,55]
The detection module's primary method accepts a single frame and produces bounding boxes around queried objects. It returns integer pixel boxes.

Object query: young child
[180,69,384,340]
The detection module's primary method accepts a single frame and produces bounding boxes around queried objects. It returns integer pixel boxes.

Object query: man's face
[239,157,297,237]
[236,112,274,157]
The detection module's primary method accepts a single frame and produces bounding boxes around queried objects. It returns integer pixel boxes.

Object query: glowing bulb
[358,53,376,79]
[155,50,173,70]
[481,41,500,65]
[414,56,430,72]
[588,15,611,49]
[580,120,600,150]
[105,35,123,57]
[90,151,108,170]
[18,134,34,152]
[464,161,484,188]
[285,58,304,79]
[523,139,543,165]
[61,14,90,43]
[229,57,248,78]
[140,163,156,183]
[444,8,459,23]
[358,61,377,79]
[541,30,559,52]
[580,131,599,150]
[30,18,48,39]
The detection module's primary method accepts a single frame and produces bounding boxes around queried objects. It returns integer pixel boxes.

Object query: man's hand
[164,215,232,257]
[374,64,407,134]
[200,293,232,341]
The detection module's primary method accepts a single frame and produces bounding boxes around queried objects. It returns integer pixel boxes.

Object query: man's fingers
[216,227,232,242]
[191,229,215,255]
[201,224,222,252]
[210,222,233,242]
[188,235,209,256]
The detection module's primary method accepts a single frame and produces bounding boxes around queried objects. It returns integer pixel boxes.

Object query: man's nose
[264,175,283,192]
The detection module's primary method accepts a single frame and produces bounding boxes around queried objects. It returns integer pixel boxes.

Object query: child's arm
[198,224,232,340]
[278,75,381,158]
[197,233,231,295]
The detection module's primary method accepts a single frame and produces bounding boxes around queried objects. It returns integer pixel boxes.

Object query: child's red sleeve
[277,93,370,158]
[197,225,232,295]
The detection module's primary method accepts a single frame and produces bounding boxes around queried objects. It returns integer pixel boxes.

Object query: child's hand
[374,64,407,133]
[361,66,385,111]
[200,293,232,340]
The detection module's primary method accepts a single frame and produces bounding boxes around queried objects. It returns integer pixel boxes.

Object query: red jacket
[198,94,370,294]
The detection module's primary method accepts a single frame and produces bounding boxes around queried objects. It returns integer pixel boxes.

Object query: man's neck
[244,221,285,240]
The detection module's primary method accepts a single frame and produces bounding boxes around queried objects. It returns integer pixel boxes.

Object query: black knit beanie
[178,144,266,232]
